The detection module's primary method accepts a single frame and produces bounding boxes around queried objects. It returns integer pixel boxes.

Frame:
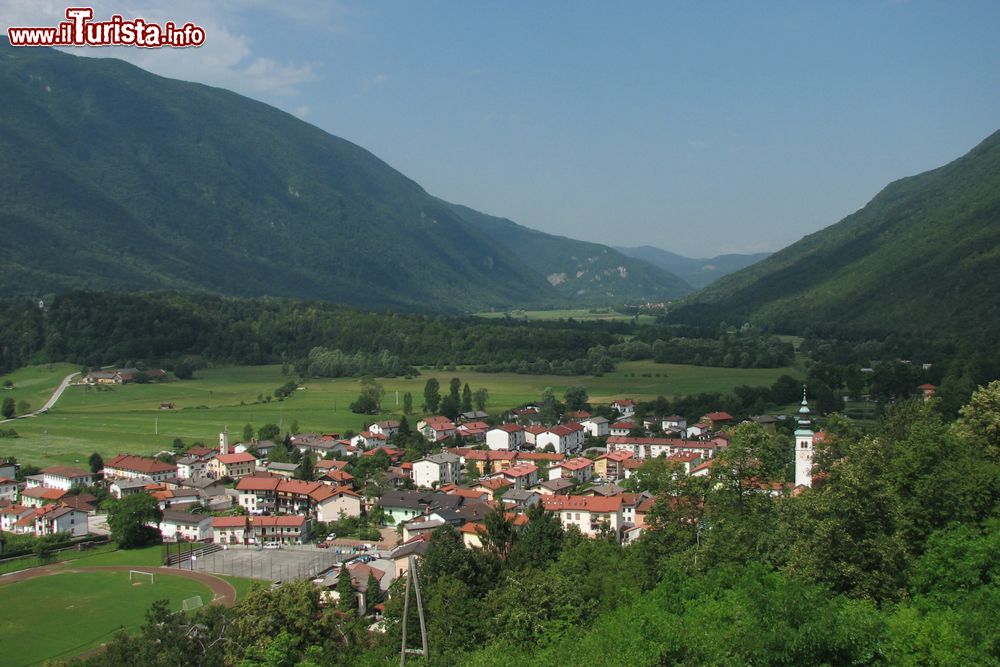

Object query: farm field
[1,361,800,467]
[475,308,657,323]
[0,570,211,666]
[0,363,79,417]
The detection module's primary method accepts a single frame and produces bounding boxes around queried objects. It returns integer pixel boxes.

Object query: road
[0,371,79,424]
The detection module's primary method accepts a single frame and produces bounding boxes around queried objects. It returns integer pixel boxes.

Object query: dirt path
[0,562,237,606]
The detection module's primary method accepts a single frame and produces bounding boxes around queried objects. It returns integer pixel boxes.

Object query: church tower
[794,388,814,488]
[219,427,229,456]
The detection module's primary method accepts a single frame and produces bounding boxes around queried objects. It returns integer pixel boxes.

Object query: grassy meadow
[475,308,657,323]
[0,361,800,468]
[0,570,211,666]
[0,363,79,416]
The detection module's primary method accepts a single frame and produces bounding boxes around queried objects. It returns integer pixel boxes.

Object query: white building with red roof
[486,423,525,451]
[541,495,623,539]
[103,454,176,482]
[547,457,594,484]
[611,399,636,417]
[535,423,585,453]
[206,452,258,480]
[212,514,309,545]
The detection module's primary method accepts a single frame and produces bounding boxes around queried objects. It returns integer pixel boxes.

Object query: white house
[662,415,687,432]
[40,466,96,491]
[157,509,213,542]
[496,463,539,490]
[547,457,594,484]
[412,453,462,489]
[175,456,206,480]
[535,423,585,454]
[0,477,21,502]
[486,424,525,451]
[610,421,637,437]
[206,452,258,480]
[35,505,89,538]
[541,495,623,539]
[368,420,400,438]
[610,399,636,417]
[580,416,610,438]
[103,454,176,482]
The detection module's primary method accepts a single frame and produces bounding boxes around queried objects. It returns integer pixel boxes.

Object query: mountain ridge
[667,128,1000,342]
[614,245,770,289]
[0,41,687,312]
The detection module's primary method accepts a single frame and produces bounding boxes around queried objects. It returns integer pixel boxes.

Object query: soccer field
[0,570,211,666]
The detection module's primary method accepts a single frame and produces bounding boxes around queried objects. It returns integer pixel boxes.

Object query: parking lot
[188,544,350,582]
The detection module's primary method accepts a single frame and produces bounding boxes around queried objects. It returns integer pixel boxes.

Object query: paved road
[0,371,79,424]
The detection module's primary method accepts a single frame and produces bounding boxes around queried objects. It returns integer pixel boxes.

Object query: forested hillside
[669,129,1000,345]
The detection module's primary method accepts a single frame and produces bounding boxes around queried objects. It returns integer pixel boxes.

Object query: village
[0,390,824,615]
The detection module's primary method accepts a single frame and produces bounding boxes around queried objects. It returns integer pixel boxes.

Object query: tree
[88,451,104,474]
[955,379,1000,463]
[439,394,460,420]
[289,418,300,435]
[173,360,194,379]
[243,423,255,442]
[16,399,29,415]
[296,451,315,481]
[423,378,441,414]
[403,391,413,415]
[258,423,280,442]
[564,385,590,412]
[365,572,381,614]
[462,384,473,413]
[474,388,489,412]
[337,566,356,613]
[350,377,385,415]
[1,397,14,419]
[107,493,163,548]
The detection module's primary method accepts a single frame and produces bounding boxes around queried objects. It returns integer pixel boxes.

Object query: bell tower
[794,387,814,488]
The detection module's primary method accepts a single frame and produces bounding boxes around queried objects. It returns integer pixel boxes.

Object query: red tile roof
[214,452,257,465]
[542,495,623,512]
[42,466,93,479]
[105,454,176,475]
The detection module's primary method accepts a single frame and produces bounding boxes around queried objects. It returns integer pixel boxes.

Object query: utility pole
[399,555,428,665]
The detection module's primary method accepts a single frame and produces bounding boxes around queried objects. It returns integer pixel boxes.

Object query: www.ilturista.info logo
[7,7,206,48]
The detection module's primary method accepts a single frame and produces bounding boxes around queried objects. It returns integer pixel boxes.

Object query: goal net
[129,570,154,584]
[182,595,204,612]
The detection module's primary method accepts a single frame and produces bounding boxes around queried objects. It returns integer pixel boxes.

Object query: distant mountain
[668,129,1000,342]
[448,204,693,303]
[0,41,684,313]
[615,246,770,289]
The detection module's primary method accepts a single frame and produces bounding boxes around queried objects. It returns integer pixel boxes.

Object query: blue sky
[3,1,999,256]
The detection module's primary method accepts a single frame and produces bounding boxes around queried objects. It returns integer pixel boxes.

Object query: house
[261,461,299,478]
[368,420,401,438]
[751,415,777,432]
[212,515,310,545]
[580,416,610,438]
[19,486,68,508]
[316,459,350,473]
[235,477,362,521]
[662,415,687,432]
[0,504,34,533]
[531,478,574,496]
[109,477,156,499]
[460,513,529,549]
[496,463,539,490]
[448,448,519,477]
[918,383,938,401]
[349,431,388,450]
[377,490,461,525]
[594,450,634,481]
[610,421,637,437]
[418,417,456,442]
[459,410,490,421]
[412,453,462,489]
[320,469,355,487]
[33,504,89,537]
[473,477,511,497]
[610,399,636,417]
[534,423,585,454]
[606,436,722,461]
[391,534,431,579]
[547,457,594,484]
[39,466,96,491]
[157,509,213,542]
[702,411,734,428]
[175,456,207,480]
[103,454,176,482]
[0,477,21,502]
[500,489,541,510]
[401,517,447,542]
[686,422,708,439]
[486,424,525,451]
[0,460,19,480]
[541,495,623,539]
[668,452,703,474]
[206,452,258,480]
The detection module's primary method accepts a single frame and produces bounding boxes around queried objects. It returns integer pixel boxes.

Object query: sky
[3,1,999,256]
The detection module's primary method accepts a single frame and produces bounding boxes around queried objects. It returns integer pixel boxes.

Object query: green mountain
[669,129,1000,340]
[0,41,594,312]
[614,245,771,289]
[446,204,693,303]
